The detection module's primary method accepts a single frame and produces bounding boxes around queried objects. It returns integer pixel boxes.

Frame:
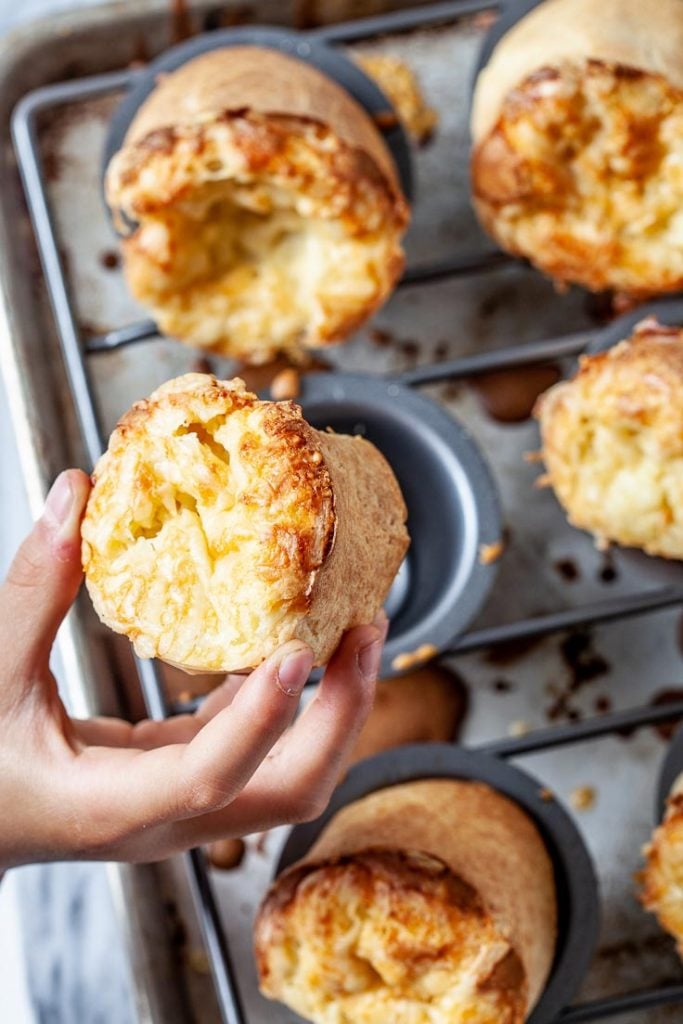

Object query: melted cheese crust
[81,374,335,672]
[536,319,683,559]
[255,850,527,1024]
[106,112,407,363]
[472,60,683,296]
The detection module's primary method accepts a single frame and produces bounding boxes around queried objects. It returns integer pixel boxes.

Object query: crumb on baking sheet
[479,540,504,565]
[207,837,246,871]
[271,367,301,400]
[534,473,552,489]
[539,787,554,802]
[391,643,438,672]
[354,53,438,145]
[570,785,596,811]
[508,719,531,737]
[524,450,544,463]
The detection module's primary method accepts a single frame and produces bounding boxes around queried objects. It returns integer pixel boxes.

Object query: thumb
[0,469,91,677]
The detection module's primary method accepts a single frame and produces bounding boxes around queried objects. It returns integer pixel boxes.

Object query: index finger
[66,641,313,848]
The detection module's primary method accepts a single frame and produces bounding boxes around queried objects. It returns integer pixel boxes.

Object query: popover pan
[102,24,413,208]
[292,372,503,679]
[276,742,600,1024]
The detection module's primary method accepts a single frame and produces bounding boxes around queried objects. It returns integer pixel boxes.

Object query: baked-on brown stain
[470,364,562,423]
[170,0,192,43]
[648,689,683,741]
[348,665,468,767]
[553,558,580,582]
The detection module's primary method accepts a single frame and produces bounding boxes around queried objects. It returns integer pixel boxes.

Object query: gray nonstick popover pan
[276,742,600,1024]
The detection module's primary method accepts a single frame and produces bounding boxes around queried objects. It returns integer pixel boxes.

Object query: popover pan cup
[102,24,413,212]
[294,372,503,679]
[275,742,600,1024]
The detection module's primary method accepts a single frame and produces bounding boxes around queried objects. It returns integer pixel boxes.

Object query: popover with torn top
[255,779,557,1024]
[471,0,683,297]
[105,47,409,363]
[81,374,409,674]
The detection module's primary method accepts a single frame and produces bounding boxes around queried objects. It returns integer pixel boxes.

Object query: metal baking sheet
[3,1,683,1020]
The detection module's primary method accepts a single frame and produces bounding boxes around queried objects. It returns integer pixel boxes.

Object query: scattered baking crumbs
[479,540,504,565]
[539,788,554,802]
[508,719,531,737]
[206,837,246,871]
[534,473,552,489]
[270,367,300,401]
[570,785,596,811]
[492,677,514,694]
[186,948,211,974]
[392,644,438,672]
[524,450,544,463]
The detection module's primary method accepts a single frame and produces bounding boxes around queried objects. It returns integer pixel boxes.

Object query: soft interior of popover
[124,176,395,362]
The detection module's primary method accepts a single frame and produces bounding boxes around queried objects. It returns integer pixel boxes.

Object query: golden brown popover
[81,374,408,673]
[471,0,683,297]
[254,779,556,1023]
[106,48,409,363]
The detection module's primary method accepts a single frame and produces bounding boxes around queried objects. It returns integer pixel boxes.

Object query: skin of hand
[0,469,386,870]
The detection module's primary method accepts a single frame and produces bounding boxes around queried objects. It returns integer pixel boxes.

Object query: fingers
[0,470,91,680]
[165,618,386,848]
[68,641,314,846]
[253,619,385,817]
[71,674,246,749]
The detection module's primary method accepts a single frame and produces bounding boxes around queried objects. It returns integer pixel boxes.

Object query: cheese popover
[471,0,683,297]
[640,773,683,958]
[105,47,409,363]
[81,374,408,673]
[254,779,557,1024]
[535,318,683,560]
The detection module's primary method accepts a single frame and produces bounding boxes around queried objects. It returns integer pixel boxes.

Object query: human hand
[0,470,385,870]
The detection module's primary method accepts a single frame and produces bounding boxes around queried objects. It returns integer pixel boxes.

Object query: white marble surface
[0,4,115,1022]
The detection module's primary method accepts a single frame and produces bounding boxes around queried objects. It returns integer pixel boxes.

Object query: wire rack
[9,1,683,1021]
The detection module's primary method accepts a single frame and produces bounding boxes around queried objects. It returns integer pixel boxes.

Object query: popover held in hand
[254,779,556,1024]
[640,773,683,958]
[81,374,408,674]
[471,0,683,297]
[105,47,409,364]
[536,318,683,560]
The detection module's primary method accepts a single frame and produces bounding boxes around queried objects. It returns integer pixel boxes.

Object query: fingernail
[43,472,74,530]
[357,635,383,683]
[276,646,314,696]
